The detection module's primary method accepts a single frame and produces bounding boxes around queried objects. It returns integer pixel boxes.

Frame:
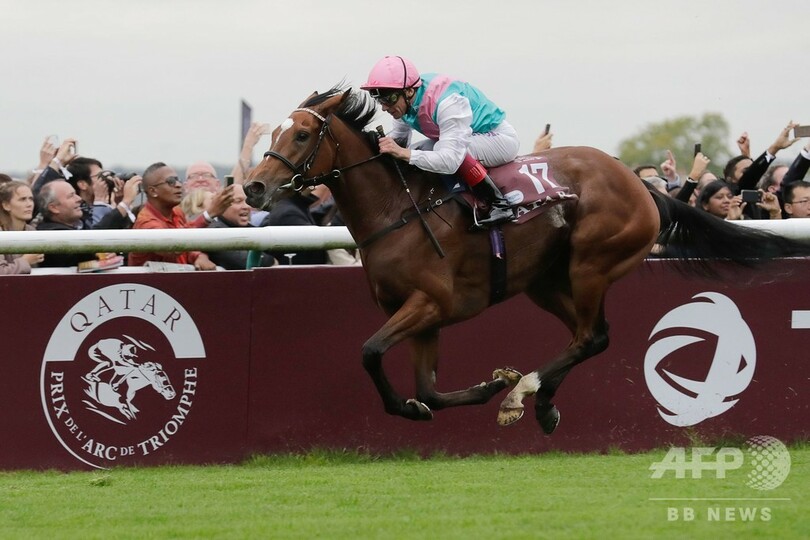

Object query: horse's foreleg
[362,291,443,421]
[412,330,522,412]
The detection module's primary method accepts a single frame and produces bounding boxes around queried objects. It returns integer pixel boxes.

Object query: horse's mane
[303,83,376,132]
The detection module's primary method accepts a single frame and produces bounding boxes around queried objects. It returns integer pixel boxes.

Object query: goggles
[369,89,402,106]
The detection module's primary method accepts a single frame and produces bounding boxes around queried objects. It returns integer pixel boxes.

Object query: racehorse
[245,86,810,433]
[85,361,175,420]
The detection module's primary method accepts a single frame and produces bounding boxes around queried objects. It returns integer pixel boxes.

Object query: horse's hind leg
[497,274,611,429]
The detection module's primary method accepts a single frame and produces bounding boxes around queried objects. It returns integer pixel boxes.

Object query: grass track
[0,447,806,539]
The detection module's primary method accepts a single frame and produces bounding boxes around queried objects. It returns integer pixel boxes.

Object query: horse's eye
[296,131,310,142]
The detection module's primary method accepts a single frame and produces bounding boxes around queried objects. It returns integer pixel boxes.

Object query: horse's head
[139,362,176,400]
[244,85,376,210]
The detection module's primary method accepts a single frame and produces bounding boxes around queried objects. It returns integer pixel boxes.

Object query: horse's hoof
[405,399,433,421]
[492,367,523,386]
[497,406,525,426]
[537,405,561,435]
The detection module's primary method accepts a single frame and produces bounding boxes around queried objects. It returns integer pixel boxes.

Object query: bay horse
[245,86,810,433]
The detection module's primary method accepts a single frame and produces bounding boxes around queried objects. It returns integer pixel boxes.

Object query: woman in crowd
[0,180,44,274]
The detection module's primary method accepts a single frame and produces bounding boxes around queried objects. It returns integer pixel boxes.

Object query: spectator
[206,184,275,269]
[0,181,44,274]
[532,126,553,153]
[783,180,810,218]
[25,136,59,185]
[697,180,740,220]
[231,121,272,184]
[65,157,105,227]
[645,176,669,195]
[659,150,681,190]
[758,164,789,195]
[34,180,95,267]
[781,139,810,189]
[31,138,79,201]
[727,122,799,193]
[634,164,659,179]
[128,162,232,269]
[180,188,213,221]
[309,184,361,266]
[260,188,328,265]
[675,152,712,204]
[723,155,753,187]
[184,161,221,193]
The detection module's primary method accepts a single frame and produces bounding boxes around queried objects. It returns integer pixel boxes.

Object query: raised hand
[736,132,750,157]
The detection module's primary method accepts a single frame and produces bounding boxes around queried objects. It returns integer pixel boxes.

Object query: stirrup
[474,205,516,228]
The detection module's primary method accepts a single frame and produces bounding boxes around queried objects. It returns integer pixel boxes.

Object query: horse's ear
[298,91,318,107]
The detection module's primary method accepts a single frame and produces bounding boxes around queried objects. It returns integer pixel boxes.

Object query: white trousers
[412,120,520,168]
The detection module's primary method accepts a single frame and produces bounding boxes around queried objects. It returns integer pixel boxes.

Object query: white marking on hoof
[512,372,541,397]
[497,407,524,426]
[496,372,541,426]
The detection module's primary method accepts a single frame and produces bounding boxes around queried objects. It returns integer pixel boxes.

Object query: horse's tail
[647,186,810,277]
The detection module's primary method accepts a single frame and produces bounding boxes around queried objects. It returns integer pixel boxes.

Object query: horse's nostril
[244,181,266,197]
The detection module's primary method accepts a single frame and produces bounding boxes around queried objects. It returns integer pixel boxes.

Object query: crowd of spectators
[632,121,810,222]
[1,120,808,275]
[0,122,338,274]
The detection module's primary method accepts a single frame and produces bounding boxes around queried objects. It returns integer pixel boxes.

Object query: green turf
[0,447,806,539]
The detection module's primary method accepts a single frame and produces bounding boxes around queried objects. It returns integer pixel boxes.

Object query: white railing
[732,220,810,239]
[0,221,807,254]
[0,226,356,254]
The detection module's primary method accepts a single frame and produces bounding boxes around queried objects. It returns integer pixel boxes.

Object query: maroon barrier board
[247,262,810,455]
[0,273,252,470]
[1,260,808,471]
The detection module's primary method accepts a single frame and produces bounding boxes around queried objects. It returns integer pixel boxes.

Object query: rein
[263,107,384,191]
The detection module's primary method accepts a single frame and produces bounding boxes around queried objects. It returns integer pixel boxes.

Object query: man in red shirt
[128,162,233,269]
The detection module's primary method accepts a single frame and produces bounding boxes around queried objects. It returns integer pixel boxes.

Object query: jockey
[361,55,519,227]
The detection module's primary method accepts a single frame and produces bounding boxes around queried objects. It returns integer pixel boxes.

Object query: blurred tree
[617,113,732,176]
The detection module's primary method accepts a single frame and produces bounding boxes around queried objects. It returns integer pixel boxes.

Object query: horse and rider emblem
[81,336,176,423]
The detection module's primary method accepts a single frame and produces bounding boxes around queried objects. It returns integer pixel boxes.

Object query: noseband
[262,107,382,192]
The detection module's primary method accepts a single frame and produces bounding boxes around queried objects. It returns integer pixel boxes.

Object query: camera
[97,170,118,192]
[741,190,762,203]
[118,172,138,181]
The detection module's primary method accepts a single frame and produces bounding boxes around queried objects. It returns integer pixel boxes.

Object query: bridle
[260,104,446,258]
[262,107,382,192]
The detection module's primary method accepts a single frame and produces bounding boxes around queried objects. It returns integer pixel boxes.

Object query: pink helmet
[361,56,422,90]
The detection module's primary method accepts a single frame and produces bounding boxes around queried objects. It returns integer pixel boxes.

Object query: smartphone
[741,189,761,203]
[793,125,810,138]
[544,123,551,136]
[225,175,235,187]
[694,143,701,156]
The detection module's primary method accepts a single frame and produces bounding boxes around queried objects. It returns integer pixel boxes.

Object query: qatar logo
[41,284,205,469]
[644,292,755,427]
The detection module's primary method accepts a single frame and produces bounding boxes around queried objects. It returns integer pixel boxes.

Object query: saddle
[441,155,578,306]
[445,155,577,224]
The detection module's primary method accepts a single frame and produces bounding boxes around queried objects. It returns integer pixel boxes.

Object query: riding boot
[471,175,516,227]
[456,154,516,228]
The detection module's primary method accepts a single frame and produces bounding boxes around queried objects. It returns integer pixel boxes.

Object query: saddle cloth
[451,155,578,224]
